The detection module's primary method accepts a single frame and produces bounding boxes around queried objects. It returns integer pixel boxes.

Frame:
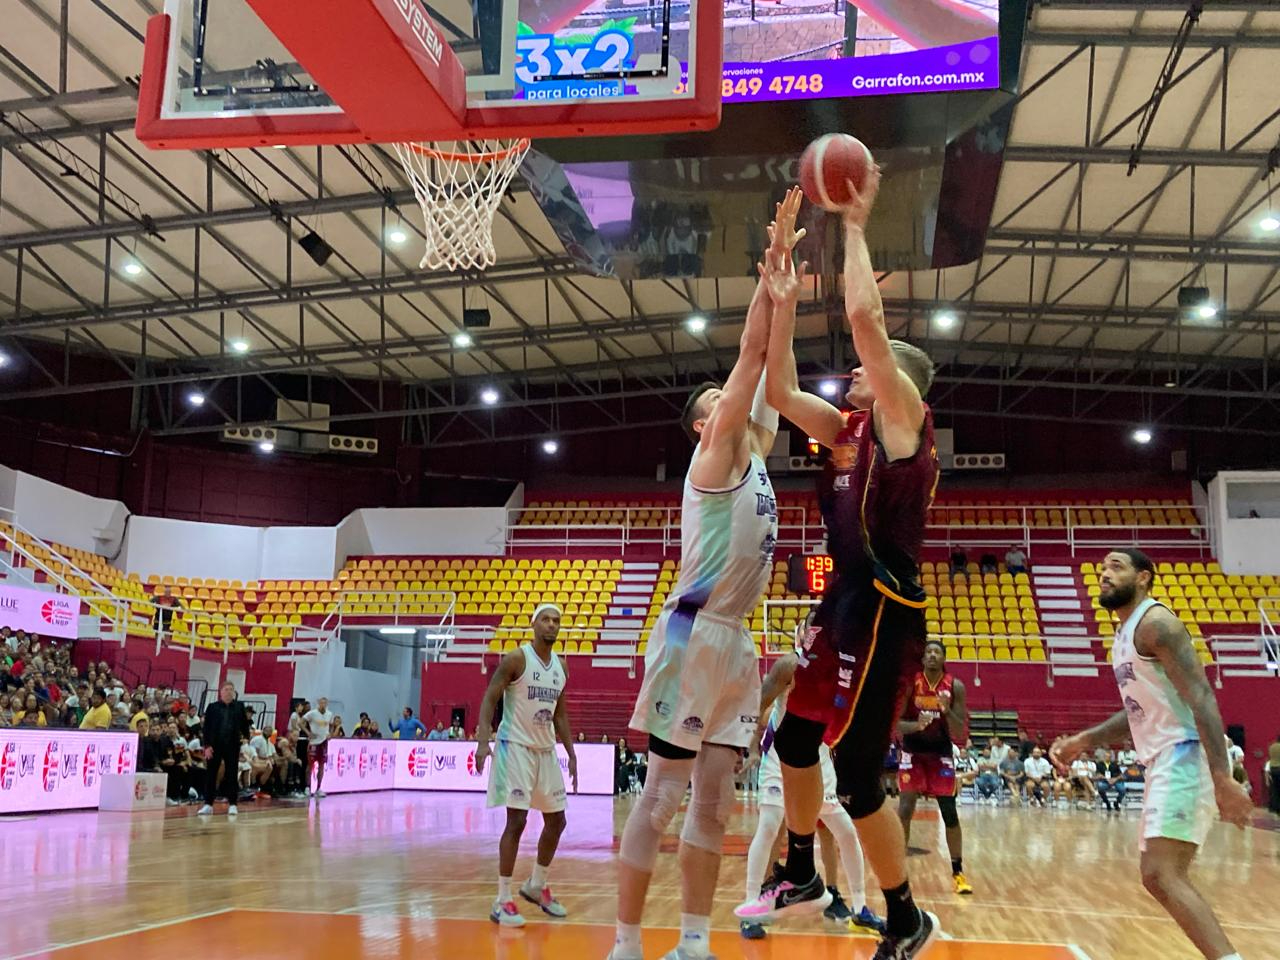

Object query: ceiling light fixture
[934,310,957,329]
[258,440,275,453]
[542,439,560,455]
[685,315,708,334]
[1131,428,1153,445]
[819,380,839,397]
[122,260,144,277]
[453,331,473,348]
[230,338,250,354]
[480,387,500,406]
[186,391,205,407]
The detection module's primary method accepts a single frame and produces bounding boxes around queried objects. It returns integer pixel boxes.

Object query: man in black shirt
[1093,750,1126,811]
[198,682,250,817]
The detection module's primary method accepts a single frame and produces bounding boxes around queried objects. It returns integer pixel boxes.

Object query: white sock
[680,914,712,958]
[497,876,512,902]
[745,805,785,901]
[530,862,548,890]
[614,921,642,958]
[1218,954,1243,960]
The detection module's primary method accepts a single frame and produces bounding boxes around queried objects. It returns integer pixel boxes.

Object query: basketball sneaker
[870,909,939,960]
[734,872,832,921]
[850,905,887,935]
[227,804,238,816]
[489,899,526,928]
[823,886,853,922]
[519,882,567,918]
[739,920,767,940]
[659,948,718,960]
[953,872,974,895]
[196,804,213,816]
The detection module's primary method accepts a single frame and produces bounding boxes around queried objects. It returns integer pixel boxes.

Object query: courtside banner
[0,583,81,640]
[395,740,614,796]
[0,730,137,814]
[317,739,398,795]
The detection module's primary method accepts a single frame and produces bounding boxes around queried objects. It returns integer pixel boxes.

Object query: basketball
[799,134,875,212]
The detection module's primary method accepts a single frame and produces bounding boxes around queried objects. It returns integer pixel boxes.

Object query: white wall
[1209,471,1280,575]
[0,465,17,514]
[261,526,339,580]
[120,516,265,581]
[11,471,128,557]
[292,635,413,729]
[335,507,508,566]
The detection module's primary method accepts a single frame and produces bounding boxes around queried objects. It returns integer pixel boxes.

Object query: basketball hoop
[392,138,531,272]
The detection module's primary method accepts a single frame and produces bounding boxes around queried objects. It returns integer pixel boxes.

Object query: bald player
[475,603,578,928]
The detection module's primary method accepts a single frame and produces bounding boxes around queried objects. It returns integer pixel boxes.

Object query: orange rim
[405,138,531,164]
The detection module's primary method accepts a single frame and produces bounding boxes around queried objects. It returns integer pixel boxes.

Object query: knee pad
[680,745,738,853]
[936,795,960,829]
[773,713,823,769]
[618,753,693,872]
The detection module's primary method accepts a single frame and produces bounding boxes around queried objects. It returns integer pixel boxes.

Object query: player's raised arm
[763,189,847,449]
[842,167,926,459]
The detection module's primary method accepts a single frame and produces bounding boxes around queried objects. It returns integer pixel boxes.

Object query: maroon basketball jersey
[820,405,939,602]
[901,671,956,755]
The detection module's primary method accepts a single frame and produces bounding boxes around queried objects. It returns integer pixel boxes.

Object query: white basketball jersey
[498,643,566,751]
[1110,598,1199,766]
[673,447,778,620]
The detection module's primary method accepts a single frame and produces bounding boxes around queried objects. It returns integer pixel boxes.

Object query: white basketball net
[392,138,531,272]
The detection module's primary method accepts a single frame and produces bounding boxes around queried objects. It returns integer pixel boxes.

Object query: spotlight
[1260,215,1279,233]
[186,391,205,407]
[230,338,250,354]
[298,230,333,267]
[685,315,708,334]
[453,331,473,349]
[934,310,957,329]
[258,440,275,453]
[387,227,408,246]
[378,626,417,636]
[1131,428,1153,445]
[819,380,839,397]
[122,260,144,277]
[542,439,560,455]
[271,144,289,150]
[1197,304,1218,320]
[480,387,500,406]
[0,352,8,368]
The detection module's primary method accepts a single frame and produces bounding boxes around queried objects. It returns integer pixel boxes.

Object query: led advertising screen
[0,731,137,814]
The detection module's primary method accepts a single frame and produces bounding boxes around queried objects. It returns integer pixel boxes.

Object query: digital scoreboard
[787,554,834,595]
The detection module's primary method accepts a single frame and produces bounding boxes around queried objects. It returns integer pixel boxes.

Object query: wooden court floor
[2,792,1276,960]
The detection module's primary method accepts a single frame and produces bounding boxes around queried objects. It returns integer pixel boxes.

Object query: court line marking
[10,907,236,960]
[1067,945,1095,960]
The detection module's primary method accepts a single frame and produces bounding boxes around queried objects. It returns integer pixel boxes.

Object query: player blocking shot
[741,622,885,941]
[607,192,803,960]
[897,640,972,896]
[475,603,579,928]
[1052,550,1253,960]
[735,161,943,960]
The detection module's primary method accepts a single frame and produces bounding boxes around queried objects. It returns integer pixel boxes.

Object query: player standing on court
[475,603,578,928]
[736,167,943,960]
[896,640,971,895]
[607,192,801,960]
[741,626,885,941]
[1052,549,1252,960]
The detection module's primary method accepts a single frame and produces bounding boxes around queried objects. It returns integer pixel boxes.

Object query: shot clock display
[788,554,835,595]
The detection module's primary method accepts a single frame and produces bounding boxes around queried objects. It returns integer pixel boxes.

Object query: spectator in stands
[106,693,128,727]
[137,717,163,773]
[1225,735,1246,784]
[389,707,427,741]
[953,746,978,792]
[1005,545,1028,576]
[975,747,1001,801]
[1016,728,1036,762]
[615,737,636,795]
[980,552,998,575]
[352,717,372,739]
[999,751,1025,803]
[1069,756,1097,807]
[331,715,347,739]
[949,549,967,576]
[64,683,89,725]
[14,693,47,727]
[367,721,383,739]
[80,688,111,730]
[1118,741,1137,766]
[238,737,255,793]
[156,721,187,804]
[1022,747,1052,806]
[248,729,278,798]
[278,734,305,796]
[1094,749,1126,811]
[448,719,465,740]
[185,704,202,736]
[598,733,610,744]
[129,699,149,732]
[988,736,1010,766]
[575,731,586,744]
[427,721,449,741]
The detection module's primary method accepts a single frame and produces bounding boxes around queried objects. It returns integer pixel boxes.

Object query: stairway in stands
[1032,563,1099,676]
[596,560,658,663]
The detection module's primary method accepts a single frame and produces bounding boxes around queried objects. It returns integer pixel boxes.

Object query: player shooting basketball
[607,193,805,960]
[735,169,943,960]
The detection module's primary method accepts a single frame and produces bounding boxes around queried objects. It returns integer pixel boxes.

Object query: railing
[506,505,815,553]
[1260,599,1280,675]
[510,502,1207,557]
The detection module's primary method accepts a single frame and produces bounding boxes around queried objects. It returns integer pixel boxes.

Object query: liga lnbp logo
[407,745,430,778]
[379,747,393,776]
[466,750,484,778]
[357,747,370,779]
[41,740,60,793]
[116,740,134,774]
[82,743,98,787]
[40,597,76,628]
[0,741,18,791]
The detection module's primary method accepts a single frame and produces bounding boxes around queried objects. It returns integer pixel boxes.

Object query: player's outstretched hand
[474,739,491,776]
[842,163,882,229]
[766,185,808,254]
[1214,775,1253,829]
[758,247,809,305]
[1049,733,1086,775]
[568,754,579,794]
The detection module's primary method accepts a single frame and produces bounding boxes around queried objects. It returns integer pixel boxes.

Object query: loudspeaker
[463,308,492,328]
[298,230,333,266]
